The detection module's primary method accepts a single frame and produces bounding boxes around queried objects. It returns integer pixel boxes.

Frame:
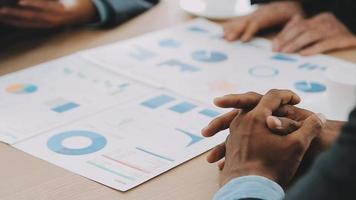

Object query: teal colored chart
[6,83,38,94]
[272,54,297,62]
[295,81,327,93]
[187,26,209,33]
[176,128,203,147]
[47,131,107,155]
[158,59,200,72]
[192,50,228,63]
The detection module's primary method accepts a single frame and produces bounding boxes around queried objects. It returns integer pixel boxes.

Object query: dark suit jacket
[285,107,356,199]
[100,0,159,27]
[251,0,356,34]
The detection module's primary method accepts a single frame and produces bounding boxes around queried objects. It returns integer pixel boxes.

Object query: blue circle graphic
[192,50,228,63]
[295,81,327,93]
[47,130,107,155]
[249,66,279,77]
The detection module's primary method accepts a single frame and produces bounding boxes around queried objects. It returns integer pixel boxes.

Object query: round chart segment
[6,83,38,94]
[47,130,107,156]
[294,81,327,93]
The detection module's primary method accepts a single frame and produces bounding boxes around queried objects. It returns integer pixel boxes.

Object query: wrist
[72,1,99,25]
[221,161,278,187]
[317,120,344,148]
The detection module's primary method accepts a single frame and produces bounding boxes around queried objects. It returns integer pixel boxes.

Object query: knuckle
[308,116,323,131]
[245,112,262,123]
[267,89,279,95]
[287,138,307,155]
[246,91,259,96]
[266,89,280,98]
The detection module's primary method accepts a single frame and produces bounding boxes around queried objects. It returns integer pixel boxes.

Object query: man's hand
[223,1,304,42]
[214,90,326,187]
[0,0,98,28]
[273,12,356,55]
[202,91,344,174]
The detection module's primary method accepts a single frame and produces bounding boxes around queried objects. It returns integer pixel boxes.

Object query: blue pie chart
[47,130,107,156]
[192,50,228,63]
[294,81,327,93]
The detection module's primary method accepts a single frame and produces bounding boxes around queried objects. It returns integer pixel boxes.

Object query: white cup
[326,66,356,120]
[180,0,256,19]
[204,0,237,15]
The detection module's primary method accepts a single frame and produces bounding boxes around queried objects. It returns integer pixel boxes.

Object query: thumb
[288,113,326,145]
[266,116,301,136]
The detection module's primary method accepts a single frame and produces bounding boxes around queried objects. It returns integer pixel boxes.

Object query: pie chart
[294,81,327,93]
[6,83,38,94]
[47,130,107,156]
[192,50,228,63]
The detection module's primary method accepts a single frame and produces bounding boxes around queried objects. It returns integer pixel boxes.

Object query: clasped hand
[202,90,328,187]
[0,0,97,28]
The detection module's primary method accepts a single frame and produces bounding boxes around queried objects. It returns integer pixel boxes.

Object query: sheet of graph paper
[15,91,227,191]
[2,18,356,192]
[81,18,356,120]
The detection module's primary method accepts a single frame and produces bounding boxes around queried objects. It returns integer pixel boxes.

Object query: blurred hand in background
[0,0,98,28]
[223,2,356,55]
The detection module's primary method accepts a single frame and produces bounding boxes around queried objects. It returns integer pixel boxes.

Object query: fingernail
[272,43,279,51]
[214,96,224,102]
[316,113,327,124]
[227,34,234,41]
[272,116,283,129]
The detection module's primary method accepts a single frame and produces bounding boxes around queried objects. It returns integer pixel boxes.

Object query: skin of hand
[210,90,326,187]
[0,0,98,28]
[273,12,356,55]
[202,91,345,173]
[223,1,305,42]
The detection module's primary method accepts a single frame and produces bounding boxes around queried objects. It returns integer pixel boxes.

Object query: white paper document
[1,18,356,191]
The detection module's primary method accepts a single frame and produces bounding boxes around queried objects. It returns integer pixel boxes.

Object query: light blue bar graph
[129,46,157,61]
[169,102,197,113]
[187,26,209,33]
[141,95,175,109]
[299,63,327,71]
[52,102,80,113]
[158,59,200,72]
[199,109,221,118]
[271,54,297,62]
[87,161,136,181]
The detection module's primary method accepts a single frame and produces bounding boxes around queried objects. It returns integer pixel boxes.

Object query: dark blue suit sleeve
[285,107,356,199]
[99,0,159,27]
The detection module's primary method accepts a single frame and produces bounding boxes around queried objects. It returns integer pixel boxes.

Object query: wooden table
[1,0,356,199]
